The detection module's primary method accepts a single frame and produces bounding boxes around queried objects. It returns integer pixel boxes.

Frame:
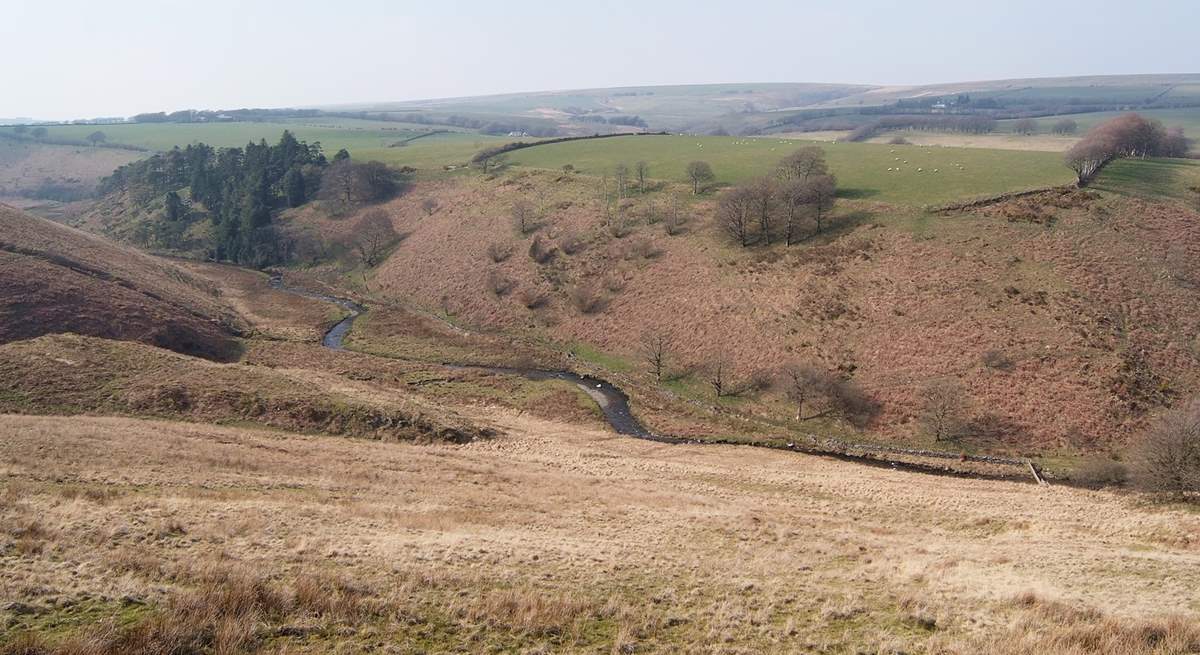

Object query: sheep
[917,168,923,172]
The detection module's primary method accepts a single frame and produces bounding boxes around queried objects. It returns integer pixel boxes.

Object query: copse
[718,147,838,248]
[1065,113,1191,185]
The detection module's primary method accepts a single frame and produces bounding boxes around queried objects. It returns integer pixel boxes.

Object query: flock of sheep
[682,137,968,174]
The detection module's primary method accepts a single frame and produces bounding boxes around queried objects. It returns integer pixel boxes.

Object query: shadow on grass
[837,187,880,200]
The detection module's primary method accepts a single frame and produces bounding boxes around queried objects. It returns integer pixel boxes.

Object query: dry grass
[2,412,1198,652]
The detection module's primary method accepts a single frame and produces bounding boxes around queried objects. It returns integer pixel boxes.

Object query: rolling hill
[0,203,243,360]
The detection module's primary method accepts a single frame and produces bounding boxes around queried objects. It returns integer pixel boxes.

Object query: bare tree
[717,186,756,247]
[748,177,777,246]
[779,178,809,246]
[512,199,536,235]
[614,163,630,198]
[1189,185,1200,212]
[640,330,672,381]
[319,160,404,214]
[635,161,649,193]
[86,130,107,146]
[1132,398,1200,500]
[707,356,729,399]
[918,379,969,442]
[1064,139,1112,186]
[777,146,828,181]
[686,161,714,195]
[353,209,398,267]
[665,195,687,236]
[801,174,838,235]
[784,364,832,420]
[1051,119,1078,135]
[420,198,438,216]
[1012,118,1038,135]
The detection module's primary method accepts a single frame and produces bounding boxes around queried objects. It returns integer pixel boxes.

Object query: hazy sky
[4,0,1198,120]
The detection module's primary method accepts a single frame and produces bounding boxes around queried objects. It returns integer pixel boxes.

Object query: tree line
[716,146,838,247]
[1065,113,1191,185]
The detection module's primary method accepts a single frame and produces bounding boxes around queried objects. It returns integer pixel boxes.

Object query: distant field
[2,119,514,171]
[1000,107,1200,139]
[508,134,1074,205]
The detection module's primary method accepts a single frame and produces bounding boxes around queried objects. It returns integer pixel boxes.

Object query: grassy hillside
[0,138,143,203]
[507,135,1074,205]
[320,162,1200,454]
[3,412,1198,653]
[0,334,488,443]
[0,204,243,360]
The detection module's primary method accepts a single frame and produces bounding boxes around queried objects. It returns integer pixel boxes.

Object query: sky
[3,0,1198,121]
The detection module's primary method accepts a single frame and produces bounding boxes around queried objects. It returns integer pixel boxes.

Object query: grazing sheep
[917,168,923,172]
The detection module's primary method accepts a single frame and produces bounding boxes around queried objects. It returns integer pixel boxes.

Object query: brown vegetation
[0,205,241,360]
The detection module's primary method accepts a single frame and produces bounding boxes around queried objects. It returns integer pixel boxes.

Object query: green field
[4,118,516,172]
[1090,157,1200,201]
[1000,107,1200,139]
[507,134,1074,205]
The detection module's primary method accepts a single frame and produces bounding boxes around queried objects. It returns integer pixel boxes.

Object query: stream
[268,276,655,438]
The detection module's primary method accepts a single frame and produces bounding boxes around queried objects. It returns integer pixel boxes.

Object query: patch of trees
[101,131,331,265]
[577,115,649,128]
[846,115,997,142]
[1064,113,1191,185]
[717,147,838,247]
[317,159,406,215]
[130,108,322,123]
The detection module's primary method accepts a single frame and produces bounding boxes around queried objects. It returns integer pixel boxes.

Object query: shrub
[887,136,910,145]
[559,230,588,255]
[1072,457,1129,487]
[1131,399,1200,500]
[981,349,1015,371]
[519,287,550,309]
[487,242,514,263]
[571,283,607,314]
[486,270,516,296]
[528,235,558,264]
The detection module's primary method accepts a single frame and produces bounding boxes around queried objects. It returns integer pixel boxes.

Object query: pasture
[3,118,515,171]
[507,134,1074,205]
[1000,107,1200,140]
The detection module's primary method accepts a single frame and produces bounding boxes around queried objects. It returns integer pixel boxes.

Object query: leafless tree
[918,379,969,442]
[1065,139,1113,186]
[777,146,828,181]
[707,356,729,399]
[420,198,438,216]
[486,269,516,296]
[640,330,672,381]
[319,160,404,214]
[686,161,714,195]
[512,199,536,235]
[1051,119,1078,135]
[784,364,833,420]
[665,199,687,236]
[635,161,649,193]
[614,163,630,198]
[1188,185,1200,211]
[801,174,838,235]
[1013,118,1038,135]
[1132,398,1200,500]
[353,209,398,267]
[718,186,756,247]
[779,178,809,246]
[748,177,777,246]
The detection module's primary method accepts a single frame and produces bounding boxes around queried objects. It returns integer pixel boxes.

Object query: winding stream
[266,276,1046,483]
[268,277,655,438]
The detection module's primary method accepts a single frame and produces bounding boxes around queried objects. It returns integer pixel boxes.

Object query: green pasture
[1090,157,1200,201]
[3,118,512,171]
[1000,107,1200,139]
[507,134,1074,206]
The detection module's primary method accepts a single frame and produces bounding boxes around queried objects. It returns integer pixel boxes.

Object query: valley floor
[3,411,1199,653]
